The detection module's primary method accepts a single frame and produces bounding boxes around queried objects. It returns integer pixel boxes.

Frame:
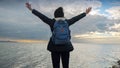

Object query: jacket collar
[55,17,66,21]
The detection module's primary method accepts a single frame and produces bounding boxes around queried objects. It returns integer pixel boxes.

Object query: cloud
[109,23,120,31]
[73,31,120,44]
[111,2,120,6]
[106,6,120,19]
[0,0,102,39]
[0,0,120,42]
[0,6,51,40]
[69,14,117,35]
[29,0,102,18]
[89,9,101,15]
[74,31,120,39]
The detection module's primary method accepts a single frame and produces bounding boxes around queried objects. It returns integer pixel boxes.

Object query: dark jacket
[32,9,86,52]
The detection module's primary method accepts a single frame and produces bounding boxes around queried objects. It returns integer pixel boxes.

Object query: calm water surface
[0,42,120,68]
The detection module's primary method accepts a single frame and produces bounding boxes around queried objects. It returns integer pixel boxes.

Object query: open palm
[86,7,92,14]
[26,2,32,11]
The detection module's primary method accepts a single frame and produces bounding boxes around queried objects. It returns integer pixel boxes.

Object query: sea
[0,42,120,68]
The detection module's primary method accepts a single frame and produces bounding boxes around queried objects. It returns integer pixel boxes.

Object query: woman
[26,2,91,68]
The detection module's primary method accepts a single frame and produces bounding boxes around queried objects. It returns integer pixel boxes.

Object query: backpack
[52,18,71,45]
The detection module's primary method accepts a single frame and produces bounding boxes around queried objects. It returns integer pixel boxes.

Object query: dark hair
[117,60,120,65]
[54,7,64,18]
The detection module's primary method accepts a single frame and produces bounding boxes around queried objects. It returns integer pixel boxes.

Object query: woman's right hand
[85,7,92,14]
[26,2,32,11]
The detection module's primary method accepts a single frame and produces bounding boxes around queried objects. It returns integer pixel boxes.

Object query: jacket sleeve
[68,13,86,25]
[32,9,53,25]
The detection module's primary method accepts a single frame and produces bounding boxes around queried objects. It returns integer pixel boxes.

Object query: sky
[0,0,120,43]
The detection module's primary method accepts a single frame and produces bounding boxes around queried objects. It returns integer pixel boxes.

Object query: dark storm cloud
[0,0,52,40]
[0,21,51,40]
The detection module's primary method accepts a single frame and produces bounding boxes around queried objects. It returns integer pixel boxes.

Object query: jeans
[51,52,70,68]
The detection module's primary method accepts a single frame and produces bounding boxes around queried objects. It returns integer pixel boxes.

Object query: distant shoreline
[0,41,18,43]
[0,40,48,43]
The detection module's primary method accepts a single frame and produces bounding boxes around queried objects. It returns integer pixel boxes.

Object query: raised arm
[25,2,53,25]
[68,7,92,25]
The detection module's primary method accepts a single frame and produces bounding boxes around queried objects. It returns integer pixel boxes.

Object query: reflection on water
[70,43,120,68]
[0,42,120,68]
